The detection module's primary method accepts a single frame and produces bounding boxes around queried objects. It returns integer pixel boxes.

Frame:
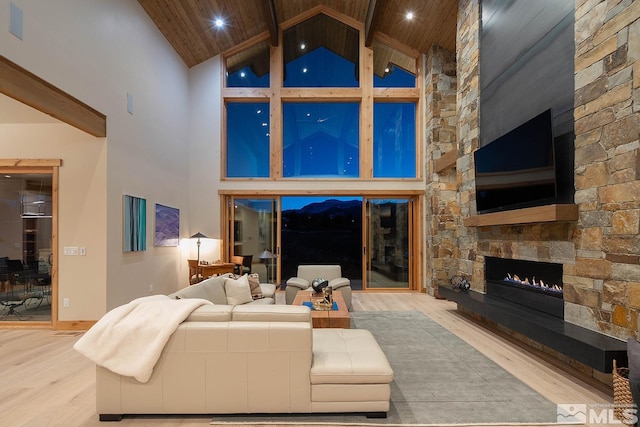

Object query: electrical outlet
[63,298,69,307]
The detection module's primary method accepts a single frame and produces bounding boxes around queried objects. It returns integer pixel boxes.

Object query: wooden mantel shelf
[435,149,457,173]
[463,204,579,227]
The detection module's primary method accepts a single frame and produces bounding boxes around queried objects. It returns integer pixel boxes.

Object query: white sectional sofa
[169,273,277,306]
[95,304,394,421]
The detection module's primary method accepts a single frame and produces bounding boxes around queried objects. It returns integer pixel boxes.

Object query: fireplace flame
[505,272,562,292]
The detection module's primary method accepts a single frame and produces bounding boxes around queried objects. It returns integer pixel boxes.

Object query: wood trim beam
[263,0,279,46]
[463,204,579,227]
[0,159,62,167]
[0,55,106,137]
[364,0,381,47]
[435,149,457,173]
[219,189,425,196]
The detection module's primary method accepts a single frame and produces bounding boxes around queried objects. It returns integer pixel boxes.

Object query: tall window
[225,39,270,88]
[223,11,419,180]
[283,14,359,88]
[283,102,359,178]
[372,39,417,88]
[373,103,416,178]
[222,10,422,291]
[226,102,270,178]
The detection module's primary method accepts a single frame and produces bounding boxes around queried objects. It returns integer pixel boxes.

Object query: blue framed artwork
[123,195,146,252]
[154,203,179,247]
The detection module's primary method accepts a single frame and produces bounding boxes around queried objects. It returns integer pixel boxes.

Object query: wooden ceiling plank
[141,0,457,67]
[138,0,198,67]
[0,55,106,137]
[175,0,222,66]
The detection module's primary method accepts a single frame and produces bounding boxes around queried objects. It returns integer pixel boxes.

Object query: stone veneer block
[564,302,598,330]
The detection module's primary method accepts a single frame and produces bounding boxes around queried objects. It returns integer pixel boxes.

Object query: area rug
[211,311,559,426]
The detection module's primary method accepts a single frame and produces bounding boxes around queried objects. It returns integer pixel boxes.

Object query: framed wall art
[154,203,179,247]
[123,194,146,252]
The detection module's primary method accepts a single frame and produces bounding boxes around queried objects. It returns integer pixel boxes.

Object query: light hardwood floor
[0,292,616,427]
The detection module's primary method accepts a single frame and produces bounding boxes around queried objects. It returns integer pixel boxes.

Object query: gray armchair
[285,265,352,310]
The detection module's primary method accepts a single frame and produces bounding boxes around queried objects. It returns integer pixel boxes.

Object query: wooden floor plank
[0,291,614,426]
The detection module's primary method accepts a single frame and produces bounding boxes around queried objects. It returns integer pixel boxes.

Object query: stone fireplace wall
[431,0,640,341]
[455,0,482,289]
[571,0,640,338]
[424,45,458,295]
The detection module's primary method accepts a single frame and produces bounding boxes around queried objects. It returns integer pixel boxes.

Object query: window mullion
[361,41,374,179]
[270,43,283,179]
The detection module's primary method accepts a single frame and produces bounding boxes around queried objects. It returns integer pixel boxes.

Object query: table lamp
[190,232,207,266]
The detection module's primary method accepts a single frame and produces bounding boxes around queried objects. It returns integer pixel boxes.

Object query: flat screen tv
[474,109,557,214]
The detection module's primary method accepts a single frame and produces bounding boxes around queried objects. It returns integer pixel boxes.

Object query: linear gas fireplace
[485,257,564,319]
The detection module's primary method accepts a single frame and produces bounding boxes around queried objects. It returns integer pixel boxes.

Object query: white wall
[0,0,191,319]
[189,56,224,245]
[0,118,108,319]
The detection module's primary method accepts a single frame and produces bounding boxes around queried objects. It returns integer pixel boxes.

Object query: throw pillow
[224,274,253,305]
[247,273,264,300]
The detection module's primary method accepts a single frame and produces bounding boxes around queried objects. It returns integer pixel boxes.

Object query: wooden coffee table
[292,290,351,328]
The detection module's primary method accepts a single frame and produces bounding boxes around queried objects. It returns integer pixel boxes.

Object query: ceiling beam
[364,0,382,48]
[263,0,279,46]
[0,55,106,137]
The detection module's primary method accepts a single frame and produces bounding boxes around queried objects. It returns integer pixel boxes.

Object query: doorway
[0,172,54,323]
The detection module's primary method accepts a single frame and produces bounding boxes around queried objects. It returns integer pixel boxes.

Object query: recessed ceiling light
[406,11,414,20]
[214,18,225,28]
[302,67,308,73]
[385,67,390,73]
[240,71,246,78]
[300,43,306,50]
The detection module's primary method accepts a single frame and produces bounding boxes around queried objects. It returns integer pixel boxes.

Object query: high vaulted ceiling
[138,0,458,68]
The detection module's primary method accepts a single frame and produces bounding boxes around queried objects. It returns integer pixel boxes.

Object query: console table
[188,260,235,285]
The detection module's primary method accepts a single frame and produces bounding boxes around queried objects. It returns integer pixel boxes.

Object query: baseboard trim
[55,320,95,330]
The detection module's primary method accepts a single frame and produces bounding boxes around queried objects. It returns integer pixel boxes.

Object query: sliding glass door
[230,198,278,283]
[280,196,363,289]
[365,198,411,289]
[226,195,416,291]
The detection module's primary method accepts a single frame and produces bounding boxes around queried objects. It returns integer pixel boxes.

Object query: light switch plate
[63,246,79,256]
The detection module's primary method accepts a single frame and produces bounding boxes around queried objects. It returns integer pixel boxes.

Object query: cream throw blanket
[73,294,212,383]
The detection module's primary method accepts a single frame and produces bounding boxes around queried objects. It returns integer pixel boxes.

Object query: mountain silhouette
[283,198,361,216]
